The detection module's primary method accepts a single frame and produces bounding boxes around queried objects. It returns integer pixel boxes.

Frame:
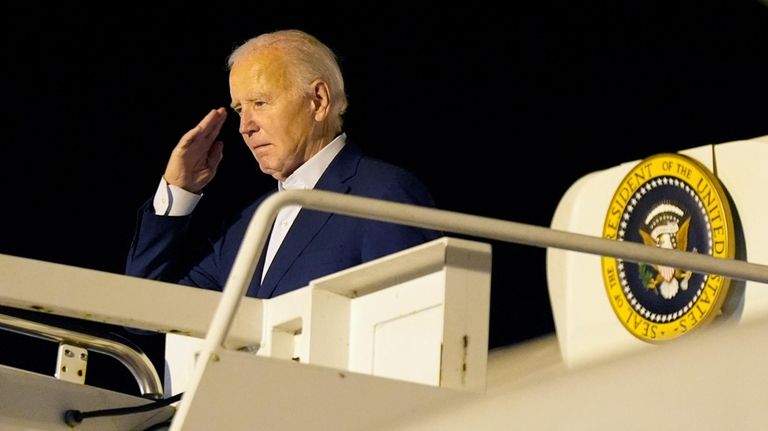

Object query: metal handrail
[0,313,163,399]
[207,189,768,353]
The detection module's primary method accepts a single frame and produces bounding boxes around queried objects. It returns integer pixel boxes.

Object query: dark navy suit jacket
[126,143,441,298]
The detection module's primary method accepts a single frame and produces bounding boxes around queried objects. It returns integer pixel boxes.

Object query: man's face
[229,48,319,181]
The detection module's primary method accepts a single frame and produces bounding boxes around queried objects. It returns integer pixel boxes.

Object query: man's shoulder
[356,155,420,181]
[348,154,429,194]
[347,154,433,205]
[339,139,417,179]
[332,141,427,190]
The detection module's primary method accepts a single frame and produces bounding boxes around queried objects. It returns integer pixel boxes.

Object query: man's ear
[309,79,331,122]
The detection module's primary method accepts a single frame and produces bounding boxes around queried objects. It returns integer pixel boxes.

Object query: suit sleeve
[125,199,223,291]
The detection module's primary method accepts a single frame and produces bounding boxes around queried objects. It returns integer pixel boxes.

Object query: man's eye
[253,100,266,107]
[232,106,242,115]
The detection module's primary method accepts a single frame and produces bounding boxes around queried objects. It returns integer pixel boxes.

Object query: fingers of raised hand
[198,107,227,139]
[178,108,228,150]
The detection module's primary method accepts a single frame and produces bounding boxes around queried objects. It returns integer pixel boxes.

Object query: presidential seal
[601,153,735,342]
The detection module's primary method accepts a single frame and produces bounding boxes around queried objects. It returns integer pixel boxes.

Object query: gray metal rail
[0,313,163,399]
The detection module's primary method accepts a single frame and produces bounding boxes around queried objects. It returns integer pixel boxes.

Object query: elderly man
[126,29,440,298]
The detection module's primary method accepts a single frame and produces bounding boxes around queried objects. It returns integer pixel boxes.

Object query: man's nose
[239,109,259,136]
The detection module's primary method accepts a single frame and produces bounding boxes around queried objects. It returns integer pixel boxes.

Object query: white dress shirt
[152,133,347,282]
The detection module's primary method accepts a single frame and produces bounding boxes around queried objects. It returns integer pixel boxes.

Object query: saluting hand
[163,108,227,194]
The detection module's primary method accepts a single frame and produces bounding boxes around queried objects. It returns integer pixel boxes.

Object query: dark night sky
[2,1,768,393]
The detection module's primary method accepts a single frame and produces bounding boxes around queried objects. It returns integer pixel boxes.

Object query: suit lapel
[257,142,362,297]
[246,225,270,298]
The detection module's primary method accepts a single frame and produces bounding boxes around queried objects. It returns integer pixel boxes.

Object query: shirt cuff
[152,177,202,216]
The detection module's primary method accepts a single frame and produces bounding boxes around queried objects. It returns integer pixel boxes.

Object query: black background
[2,2,767,395]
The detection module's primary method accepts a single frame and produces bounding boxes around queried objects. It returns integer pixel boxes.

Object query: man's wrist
[152,177,202,216]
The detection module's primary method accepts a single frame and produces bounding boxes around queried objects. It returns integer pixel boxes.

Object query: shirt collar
[278,133,347,192]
